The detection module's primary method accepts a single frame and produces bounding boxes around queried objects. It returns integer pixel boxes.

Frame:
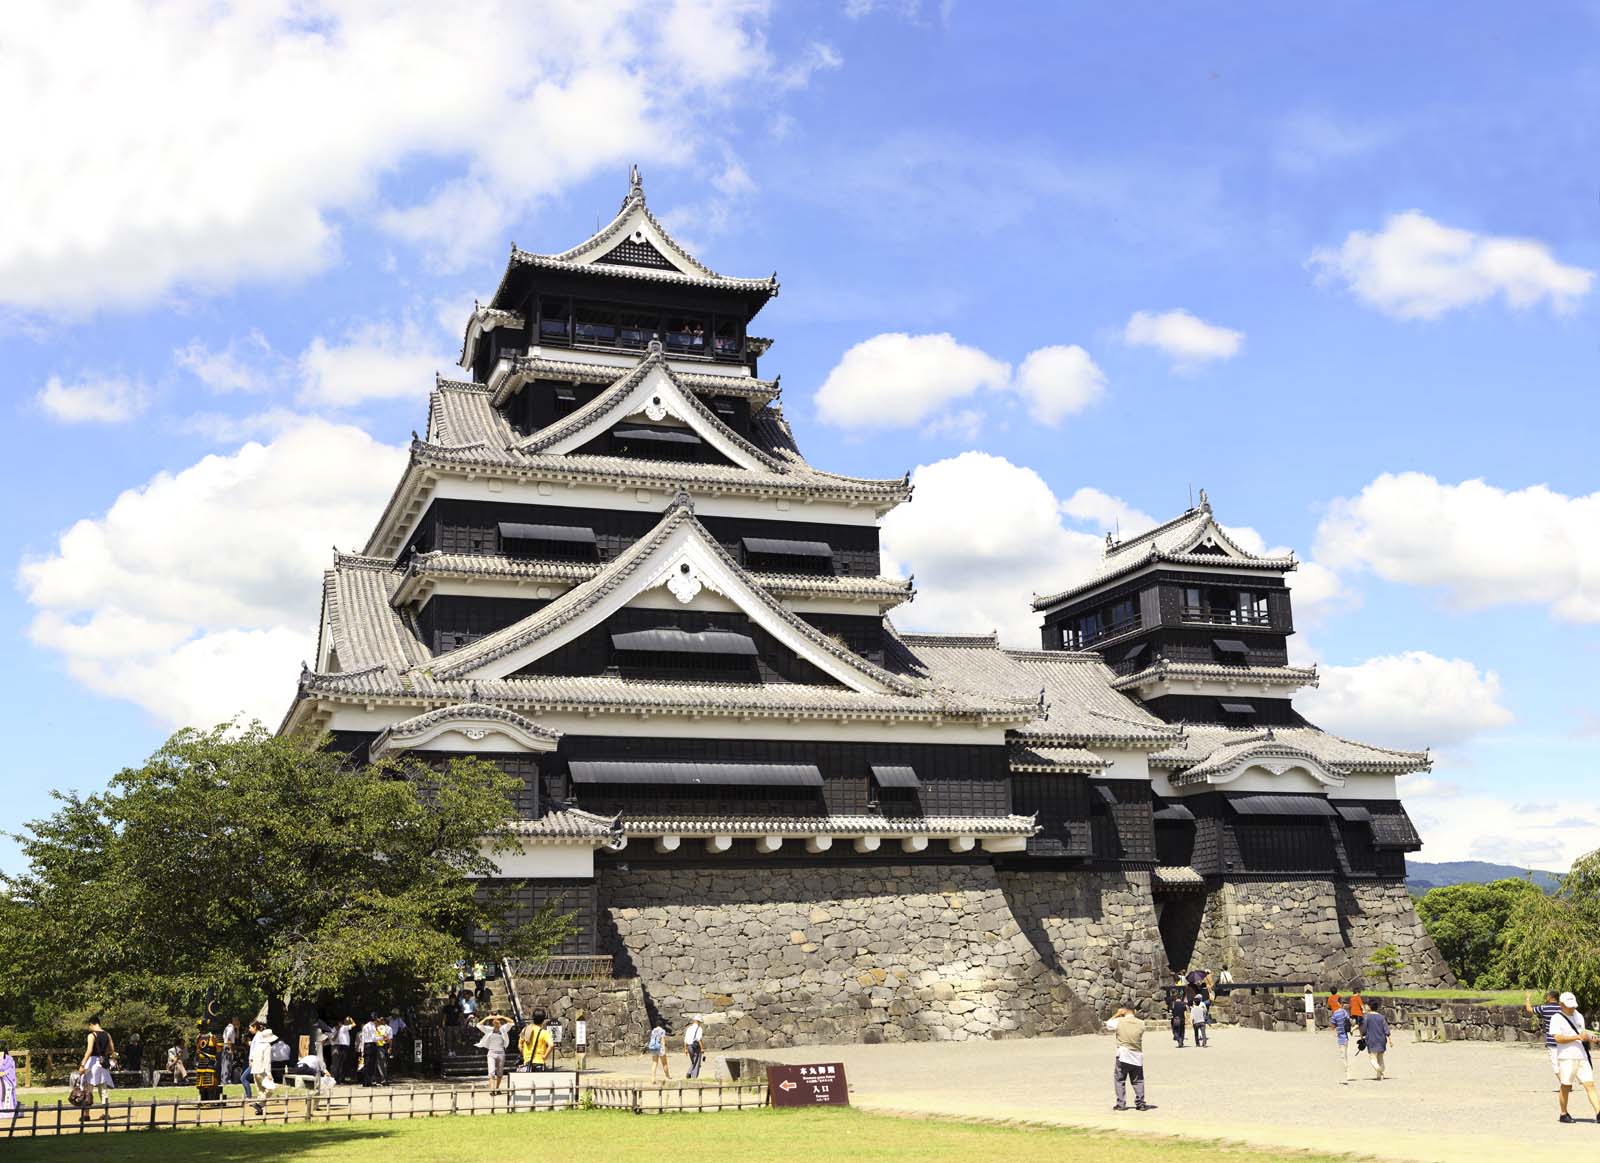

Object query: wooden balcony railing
[1070,613,1141,648]
[1178,606,1273,627]
[504,954,614,980]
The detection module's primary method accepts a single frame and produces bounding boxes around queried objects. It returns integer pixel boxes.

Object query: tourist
[0,1043,17,1119]
[1330,998,1354,1085]
[1302,985,1316,1032]
[165,1042,188,1085]
[287,1051,325,1081]
[1527,989,1563,1082]
[1550,991,1600,1123]
[375,1014,392,1085]
[331,1017,354,1083]
[648,1020,671,1083]
[475,1014,512,1094]
[459,990,478,1020]
[78,1016,116,1117]
[1105,1007,1149,1111]
[1349,989,1365,1024]
[1327,987,1341,1016]
[1169,992,1187,1047]
[531,1011,555,1071]
[358,1014,380,1086]
[245,1021,279,1114]
[126,1033,144,1082]
[517,1016,540,1071]
[1363,1004,1390,1080]
[220,1018,236,1087]
[387,1009,409,1075]
[684,1016,706,1078]
[1190,995,1210,1047]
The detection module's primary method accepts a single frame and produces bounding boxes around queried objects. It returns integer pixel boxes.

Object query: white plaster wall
[473,840,595,879]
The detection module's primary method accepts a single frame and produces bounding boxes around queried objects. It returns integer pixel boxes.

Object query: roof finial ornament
[671,487,694,512]
[646,338,663,356]
[626,163,644,205]
[1198,487,1210,512]
[1105,531,1115,549]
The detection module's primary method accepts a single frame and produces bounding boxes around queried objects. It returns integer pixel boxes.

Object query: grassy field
[4,1107,1365,1162]
[1371,988,1526,1005]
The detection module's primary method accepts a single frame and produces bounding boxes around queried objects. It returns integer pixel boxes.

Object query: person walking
[1106,1007,1150,1111]
[684,1016,706,1079]
[1363,1004,1391,1080]
[78,1016,116,1119]
[1349,989,1365,1025]
[0,1043,18,1119]
[1302,985,1317,1032]
[244,1021,278,1115]
[1330,999,1354,1085]
[648,1021,671,1084]
[1550,991,1600,1123]
[476,1015,512,1094]
[1190,996,1210,1047]
[1170,992,1187,1048]
[1527,990,1563,1083]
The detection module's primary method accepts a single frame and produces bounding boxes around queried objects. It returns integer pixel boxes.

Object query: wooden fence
[4,1080,769,1138]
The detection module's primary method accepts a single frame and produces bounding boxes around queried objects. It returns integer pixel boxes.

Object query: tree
[1366,943,1405,989]
[1,724,573,1039]
[1495,847,1600,1010]
[1416,878,1543,987]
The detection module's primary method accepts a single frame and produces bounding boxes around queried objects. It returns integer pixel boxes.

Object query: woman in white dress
[79,1017,116,1119]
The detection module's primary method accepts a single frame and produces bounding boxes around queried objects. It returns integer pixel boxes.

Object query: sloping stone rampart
[598,864,1123,1048]
[1188,879,1453,988]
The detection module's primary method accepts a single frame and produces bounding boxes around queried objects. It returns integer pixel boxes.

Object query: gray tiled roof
[504,808,624,843]
[322,554,431,672]
[1153,866,1206,888]
[1007,741,1110,772]
[1032,501,1297,610]
[1110,660,1319,691]
[489,355,778,408]
[618,814,1039,837]
[1152,723,1429,780]
[374,702,561,750]
[458,307,525,366]
[898,633,1182,748]
[396,551,913,609]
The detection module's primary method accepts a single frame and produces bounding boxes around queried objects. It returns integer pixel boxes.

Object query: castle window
[538,297,570,339]
[574,305,618,346]
[663,316,708,354]
[498,521,598,561]
[742,536,833,575]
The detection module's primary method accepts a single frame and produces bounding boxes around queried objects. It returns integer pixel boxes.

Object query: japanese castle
[281,170,1449,1040]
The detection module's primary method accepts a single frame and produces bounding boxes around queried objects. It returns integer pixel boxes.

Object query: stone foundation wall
[1189,879,1452,988]
[1219,993,1538,1042]
[506,979,649,1058]
[597,864,1111,1048]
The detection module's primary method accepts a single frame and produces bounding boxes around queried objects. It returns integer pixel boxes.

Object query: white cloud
[1315,472,1600,621]
[174,332,279,394]
[777,41,843,89]
[815,333,1010,429]
[1059,487,1156,538]
[1298,651,1512,752]
[1122,309,1243,369]
[1013,345,1106,423]
[297,318,449,408]
[177,409,308,444]
[0,2,802,310]
[882,452,1113,644]
[1405,777,1597,869]
[1309,211,1593,320]
[35,375,149,423]
[18,418,407,727]
[815,333,1104,431]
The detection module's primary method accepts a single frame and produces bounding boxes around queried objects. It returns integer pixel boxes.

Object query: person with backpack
[1550,991,1600,1124]
[684,1016,706,1078]
[648,1020,670,1083]
[78,1017,116,1119]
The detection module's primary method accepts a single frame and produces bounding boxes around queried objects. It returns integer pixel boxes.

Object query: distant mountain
[1407,859,1563,894]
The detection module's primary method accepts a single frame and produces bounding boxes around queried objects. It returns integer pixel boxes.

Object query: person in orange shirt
[1349,990,1365,1022]
[1327,989,1341,1015]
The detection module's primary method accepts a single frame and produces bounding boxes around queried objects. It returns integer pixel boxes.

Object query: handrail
[1179,606,1272,626]
[504,954,614,980]
[499,954,525,1027]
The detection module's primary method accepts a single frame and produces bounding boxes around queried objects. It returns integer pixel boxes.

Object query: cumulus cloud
[297,318,450,407]
[0,1,801,310]
[1297,651,1512,752]
[18,418,407,727]
[882,453,1122,644]
[1059,487,1156,538]
[1315,472,1600,621]
[1405,777,1596,869]
[815,333,1104,431]
[35,375,149,423]
[1122,309,1243,369]
[1309,211,1593,320]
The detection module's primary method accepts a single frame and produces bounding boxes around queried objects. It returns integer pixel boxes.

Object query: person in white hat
[1550,991,1600,1123]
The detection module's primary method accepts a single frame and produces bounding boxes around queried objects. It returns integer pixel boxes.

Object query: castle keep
[280,172,1449,1047]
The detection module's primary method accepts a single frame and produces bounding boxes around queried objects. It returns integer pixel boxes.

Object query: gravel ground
[587,1025,1592,1163]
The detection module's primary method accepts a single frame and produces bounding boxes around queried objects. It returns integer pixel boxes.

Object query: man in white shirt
[684,1017,705,1078]
[1105,1008,1149,1111]
[220,1019,237,1085]
[1551,992,1600,1124]
[358,1016,379,1087]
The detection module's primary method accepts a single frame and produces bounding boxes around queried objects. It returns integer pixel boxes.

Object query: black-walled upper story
[403,498,882,578]
[502,377,755,442]
[1039,568,1294,654]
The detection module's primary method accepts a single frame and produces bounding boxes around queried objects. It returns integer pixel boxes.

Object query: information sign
[767,1062,849,1107]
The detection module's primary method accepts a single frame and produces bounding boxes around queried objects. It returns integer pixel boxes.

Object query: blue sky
[2,1,1597,872]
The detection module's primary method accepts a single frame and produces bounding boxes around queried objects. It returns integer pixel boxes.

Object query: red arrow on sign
[778,1080,798,1091]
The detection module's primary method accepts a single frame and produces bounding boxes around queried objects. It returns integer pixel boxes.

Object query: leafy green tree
[1416,878,1543,987]
[1498,891,1600,1010]
[1366,943,1405,989]
[0,724,573,1039]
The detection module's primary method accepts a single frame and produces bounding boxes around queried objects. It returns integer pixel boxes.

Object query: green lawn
[3,1107,1363,1162]
[1371,988,1527,1005]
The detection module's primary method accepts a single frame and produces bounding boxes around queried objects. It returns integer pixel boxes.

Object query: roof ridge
[897,631,999,648]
